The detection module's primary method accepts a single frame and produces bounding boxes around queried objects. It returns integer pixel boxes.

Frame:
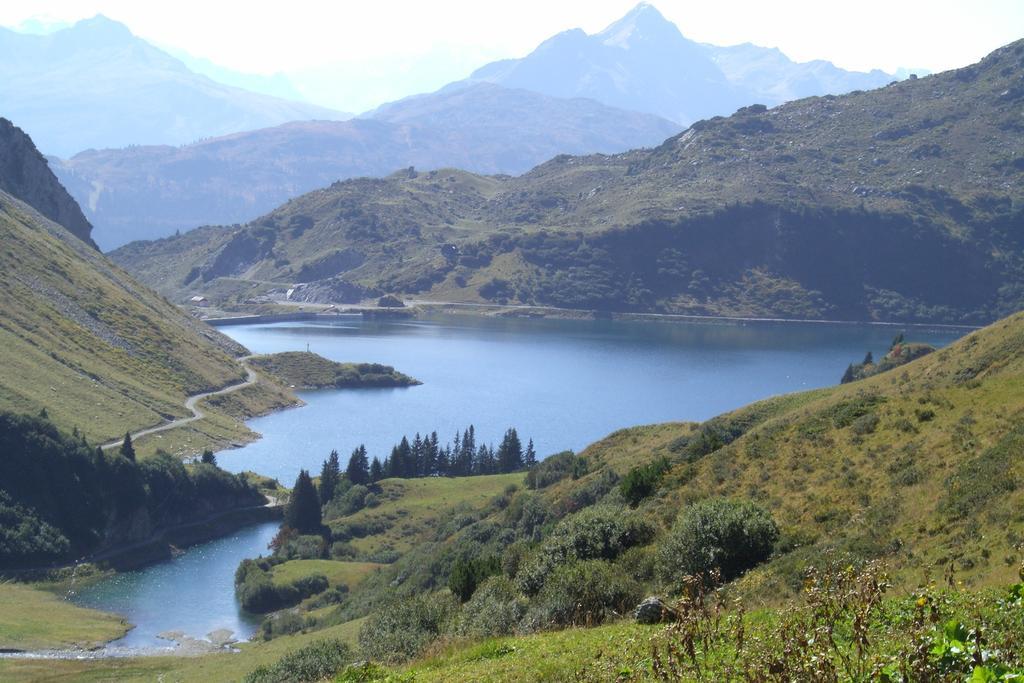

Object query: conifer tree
[428,432,440,475]
[200,449,217,466]
[320,450,342,502]
[524,439,537,468]
[863,351,874,365]
[120,432,136,462]
[345,445,369,486]
[369,456,384,482]
[411,433,424,477]
[497,428,523,473]
[285,469,322,534]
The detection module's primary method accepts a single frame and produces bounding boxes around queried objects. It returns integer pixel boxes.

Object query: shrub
[455,575,527,637]
[504,493,551,542]
[292,574,329,598]
[448,555,502,602]
[850,412,880,436]
[358,591,459,662]
[243,638,352,683]
[516,506,655,595]
[277,534,327,560]
[525,451,583,489]
[658,498,779,587]
[525,560,641,629]
[259,611,306,640]
[620,457,671,507]
[326,484,369,519]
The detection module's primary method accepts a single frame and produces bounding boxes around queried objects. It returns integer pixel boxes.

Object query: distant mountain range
[0,15,346,156]
[51,83,681,249]
[467,3,895,125]
[8,3,921,252]
[112,39,1024,325]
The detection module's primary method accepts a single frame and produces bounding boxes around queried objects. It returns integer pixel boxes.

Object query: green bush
[243,638,352,683]
[292,574,329,598]
[525,451,584,489]
[657,497,779,586]
[277,534,327,561]
[325,484,369,519]
[619,457,671,507]
[516,505,655,596]
[448,555,501,602]
[524,560,641,629]
[850,412,880,436]
[235,563,328,613]
[259,611,307,640]
[455,575,527,637]
[358,591,459,662]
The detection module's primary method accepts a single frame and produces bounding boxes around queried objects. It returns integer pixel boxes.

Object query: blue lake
[218,314,967,484]
[70,314,968,648]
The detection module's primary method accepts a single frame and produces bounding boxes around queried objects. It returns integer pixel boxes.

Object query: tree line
[341,425,536,485]
[281,426,537,536]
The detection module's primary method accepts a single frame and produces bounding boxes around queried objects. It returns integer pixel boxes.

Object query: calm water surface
[218,314,966,483]
[70,522,279,649]
[70,314,967,649]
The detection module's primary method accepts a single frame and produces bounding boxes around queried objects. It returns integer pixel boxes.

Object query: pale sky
[3,1,1022,111]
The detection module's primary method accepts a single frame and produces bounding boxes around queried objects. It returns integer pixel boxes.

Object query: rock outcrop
[0,117,97,249]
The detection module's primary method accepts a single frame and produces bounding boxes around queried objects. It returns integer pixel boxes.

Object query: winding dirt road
[99,356,258,450]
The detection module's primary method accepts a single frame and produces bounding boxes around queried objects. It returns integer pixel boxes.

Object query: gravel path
[99,356,257,450]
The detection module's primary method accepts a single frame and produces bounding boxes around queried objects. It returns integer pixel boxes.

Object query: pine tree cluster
[341,426,537,484]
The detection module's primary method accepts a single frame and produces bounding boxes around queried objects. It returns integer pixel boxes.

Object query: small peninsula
[249,352,421,389]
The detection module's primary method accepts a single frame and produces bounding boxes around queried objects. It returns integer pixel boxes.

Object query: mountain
[162,46,311,104]
[0,15,345,157]
[0,118,95,248]
[704,41,895,105]
[467,3,894,125]
[51,83,681,249]
[113,39,1024,325]
[0,118,283,446]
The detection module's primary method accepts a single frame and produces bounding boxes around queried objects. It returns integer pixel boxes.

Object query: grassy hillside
[0,189,295,446]
[249,352,420,389]
[114,40,1024,324]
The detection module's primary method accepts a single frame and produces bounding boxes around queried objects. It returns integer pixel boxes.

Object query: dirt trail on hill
[100,355,257,450]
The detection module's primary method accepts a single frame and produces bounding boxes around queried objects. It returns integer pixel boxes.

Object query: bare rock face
[0,117,97,249]
[635,596,678,624]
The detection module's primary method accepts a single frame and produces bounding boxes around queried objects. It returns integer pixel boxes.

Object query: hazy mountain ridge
[0,15,346,157]
[51,83,681,249]
[112,39,1024,325]
[467,3,895,125]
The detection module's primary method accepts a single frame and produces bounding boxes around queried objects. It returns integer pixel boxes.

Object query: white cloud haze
[2,0,1022,111]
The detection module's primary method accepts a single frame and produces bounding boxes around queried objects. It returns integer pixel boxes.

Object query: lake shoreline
[202,304,982,332]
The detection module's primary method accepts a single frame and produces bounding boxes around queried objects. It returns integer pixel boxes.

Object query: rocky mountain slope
[0,118,95,248]
[52,83,680,249]
[467,3,894,125]
[114,39,1024,325]
[0,15,344,157]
